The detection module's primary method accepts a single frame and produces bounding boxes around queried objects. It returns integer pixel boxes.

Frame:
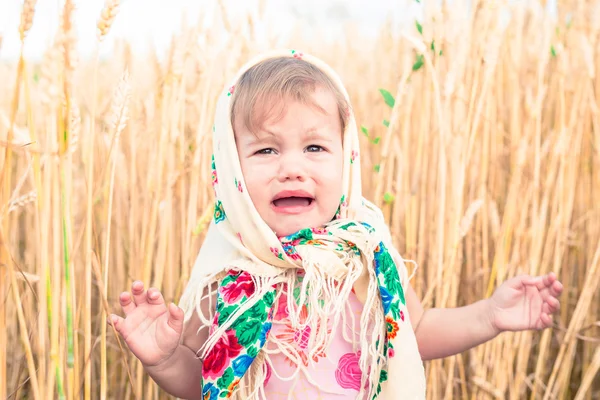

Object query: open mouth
[271,190,315,213]
[272,197,314,207]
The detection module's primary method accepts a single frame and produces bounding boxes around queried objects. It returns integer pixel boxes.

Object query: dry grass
[1,0,599,399]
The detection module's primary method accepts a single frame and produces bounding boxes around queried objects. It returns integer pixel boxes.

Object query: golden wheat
[1,1,599,399]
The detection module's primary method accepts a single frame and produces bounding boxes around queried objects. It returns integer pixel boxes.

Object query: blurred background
[1,0,422,60]
[0,0,599,399]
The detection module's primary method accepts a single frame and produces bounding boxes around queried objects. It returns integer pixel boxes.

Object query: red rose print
[270,247,283,259]
[220,271,255,304]
[274,289,289,320]
[288,252,302,261]
[335,352,362,391]
[202,329,243,379]
[294,325,311,349]
[388,347,395,358]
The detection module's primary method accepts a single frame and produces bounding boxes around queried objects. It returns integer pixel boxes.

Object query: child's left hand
[488,272,563,334]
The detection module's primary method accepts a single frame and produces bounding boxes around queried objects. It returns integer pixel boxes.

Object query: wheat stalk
[101,69,131,399]
[18,0,37,42]
[7,191,37,214]
[97,0,120,41]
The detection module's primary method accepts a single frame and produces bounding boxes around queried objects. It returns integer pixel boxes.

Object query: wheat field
[1,0,599,399]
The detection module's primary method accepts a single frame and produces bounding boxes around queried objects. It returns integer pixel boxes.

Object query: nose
[277,152,307,182]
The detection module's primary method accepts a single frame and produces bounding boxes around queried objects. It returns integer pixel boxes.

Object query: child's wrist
[143,345,182,374]
[482,298,502,337]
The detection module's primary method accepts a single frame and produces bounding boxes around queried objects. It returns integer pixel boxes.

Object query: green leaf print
[379,369,388,383]
[293,286,302,305]
[287,228,313,242]
[397,281,406,305]
[371,369,389,400]
[381,255,405,305]
[213,200,226,224]
[390,300,402,320]
[217,368,235,392]
[247,345,259,358]
[338,222,357,231]
[247,300,268,321]
[236,319,263,347]
[263,291,275,308]
[218,305,238,325]
[220,273,238,288]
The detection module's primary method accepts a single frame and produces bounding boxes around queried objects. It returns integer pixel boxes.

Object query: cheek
[316,164,342,185]
[319,148,344,181]
[239,160,271,207]
[312,153,344,204]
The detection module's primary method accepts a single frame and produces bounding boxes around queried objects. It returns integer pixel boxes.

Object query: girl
[109,50,563,399]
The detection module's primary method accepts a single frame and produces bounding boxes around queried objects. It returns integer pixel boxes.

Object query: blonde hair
[230,56,350,134]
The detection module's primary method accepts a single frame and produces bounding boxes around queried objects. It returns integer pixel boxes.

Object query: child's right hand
[109,281,185,368]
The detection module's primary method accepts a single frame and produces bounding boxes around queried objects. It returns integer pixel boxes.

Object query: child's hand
[488,272,563,334]
[108,281,185,368]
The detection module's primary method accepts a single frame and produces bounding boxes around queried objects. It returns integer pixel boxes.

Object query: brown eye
[306,145,324,152]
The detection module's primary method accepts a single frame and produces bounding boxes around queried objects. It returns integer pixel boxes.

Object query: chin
[266,209,338,238]
[273,220,328,238]
[270,221,306,238]
[274,227,302,238]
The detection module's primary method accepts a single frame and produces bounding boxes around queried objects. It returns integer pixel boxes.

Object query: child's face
[235,87,344,237]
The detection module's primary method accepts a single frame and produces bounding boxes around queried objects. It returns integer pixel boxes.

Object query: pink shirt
[263,287,366,399]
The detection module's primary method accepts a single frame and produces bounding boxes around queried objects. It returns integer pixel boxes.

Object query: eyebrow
[245,126,333,144]
[304,127,336,141]
[240,131,276,147]
[270,127,328,137]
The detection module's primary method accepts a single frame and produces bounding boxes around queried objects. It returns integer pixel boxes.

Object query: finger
[131,281,147,306]
[119,292,136,315]
[543,296,560,314]
[539,312,553,329]
[549,280,563,297]
[542,272,556,288]
[147,288,165,306]
[526,273,554,291]
[539,281,563,303]
[107,314,125,333]
[505,274,533,289]
[167,303,185,334]
[520,274,540,286]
